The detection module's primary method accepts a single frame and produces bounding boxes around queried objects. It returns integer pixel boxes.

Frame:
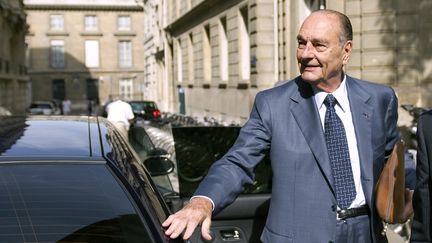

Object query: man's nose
[301,42,315,58]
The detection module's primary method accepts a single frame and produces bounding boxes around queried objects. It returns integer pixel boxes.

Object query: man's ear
[342,40,353,64]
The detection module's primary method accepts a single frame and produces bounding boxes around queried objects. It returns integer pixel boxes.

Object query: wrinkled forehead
[298,13,341,40]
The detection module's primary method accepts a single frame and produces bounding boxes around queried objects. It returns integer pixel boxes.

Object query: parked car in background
[128,100,161,122]
[0,115,183,243]
[0,106,12,116]
[27,101,61,115]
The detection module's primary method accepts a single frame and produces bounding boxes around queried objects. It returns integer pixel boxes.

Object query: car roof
[0,116,104,161]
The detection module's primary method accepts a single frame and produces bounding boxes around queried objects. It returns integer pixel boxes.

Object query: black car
[128,100,161,122]
[0,115,183,243]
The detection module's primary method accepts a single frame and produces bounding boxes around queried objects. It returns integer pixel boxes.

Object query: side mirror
[144,157,175,176]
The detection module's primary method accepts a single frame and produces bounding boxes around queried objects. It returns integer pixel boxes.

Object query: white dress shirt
[313,75,366,209]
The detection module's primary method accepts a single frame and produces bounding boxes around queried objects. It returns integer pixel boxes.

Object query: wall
[0,0,30,114]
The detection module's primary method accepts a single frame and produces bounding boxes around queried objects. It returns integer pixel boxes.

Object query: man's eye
[297,42,306,49]
[315,44,327,51]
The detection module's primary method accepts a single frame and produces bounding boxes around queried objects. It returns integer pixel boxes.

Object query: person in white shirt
[62,99,71,115]
[106,97,135,138]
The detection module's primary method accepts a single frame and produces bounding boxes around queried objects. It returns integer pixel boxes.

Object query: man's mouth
[302,65,319,71]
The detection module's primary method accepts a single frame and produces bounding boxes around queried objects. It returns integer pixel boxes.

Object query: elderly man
[163,9,410,243]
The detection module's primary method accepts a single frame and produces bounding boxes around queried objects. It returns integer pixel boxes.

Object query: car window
[129,102,143,110]
[0,164,153,243]
[100,122,169,223]
[30,103,52,109]
[144,102,156,110]
[130,102,156,111]
[172,126,272,197]
[128,126,156,162]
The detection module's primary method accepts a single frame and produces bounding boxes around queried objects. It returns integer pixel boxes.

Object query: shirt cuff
[190,195,215,211]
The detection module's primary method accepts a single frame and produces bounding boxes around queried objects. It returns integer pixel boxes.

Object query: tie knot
[324,94,337,108]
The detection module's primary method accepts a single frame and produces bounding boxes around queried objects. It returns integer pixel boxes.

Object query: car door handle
[219,229,241,241]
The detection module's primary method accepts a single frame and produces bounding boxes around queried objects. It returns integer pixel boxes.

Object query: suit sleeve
[411,113,432,243]
[193,92,272,214]
[384,89,401,155]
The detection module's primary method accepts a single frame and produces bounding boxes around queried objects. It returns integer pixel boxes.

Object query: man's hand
[162,197,213,240]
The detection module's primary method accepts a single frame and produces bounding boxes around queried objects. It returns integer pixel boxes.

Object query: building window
[203,24,211,82]
[117,15,131,31]
[305,0,326,10]
[50,40,65,68]
[118,40,132,68]
[238,6,250,81]
[187,33,194,82]
[85,40,99,68]
[84,15,98,31]
[299,1,326,26]
[52,79,65,101]
[86,79,99,103]
[219,17,228,82]
[50,14,64,31]
[119,79,133,100]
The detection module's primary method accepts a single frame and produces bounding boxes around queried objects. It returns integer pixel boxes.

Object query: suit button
[329,241,334,243]
[331,205,337,211]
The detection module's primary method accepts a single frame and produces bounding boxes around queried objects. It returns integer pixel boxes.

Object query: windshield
[130,102,156,111]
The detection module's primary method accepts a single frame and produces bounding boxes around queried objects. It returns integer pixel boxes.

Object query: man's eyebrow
[296,35,327,44]
[311,38,327,44]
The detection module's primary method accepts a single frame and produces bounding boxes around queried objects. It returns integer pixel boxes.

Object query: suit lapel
[290,79,335,192]
[346,77,374,206]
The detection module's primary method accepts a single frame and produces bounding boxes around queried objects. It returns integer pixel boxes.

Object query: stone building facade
[145,0,432,125]
[0,0,29,114]
[24,0,145,113]
[142,0,176,113]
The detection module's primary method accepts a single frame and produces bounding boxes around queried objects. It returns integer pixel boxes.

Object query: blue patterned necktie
[324,94,356,209]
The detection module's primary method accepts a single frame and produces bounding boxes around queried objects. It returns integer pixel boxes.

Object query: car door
[167,126,272,243]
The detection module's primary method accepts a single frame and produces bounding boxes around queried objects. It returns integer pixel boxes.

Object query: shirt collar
[313,75,349,112]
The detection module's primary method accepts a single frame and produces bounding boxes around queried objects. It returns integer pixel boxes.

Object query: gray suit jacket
[194,75,400,243]
[411,110,432,243]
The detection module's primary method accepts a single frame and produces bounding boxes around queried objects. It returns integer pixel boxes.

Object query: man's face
[296,13,351,88]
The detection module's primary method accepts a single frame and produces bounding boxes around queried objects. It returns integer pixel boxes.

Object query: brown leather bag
[375,140,408,224]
